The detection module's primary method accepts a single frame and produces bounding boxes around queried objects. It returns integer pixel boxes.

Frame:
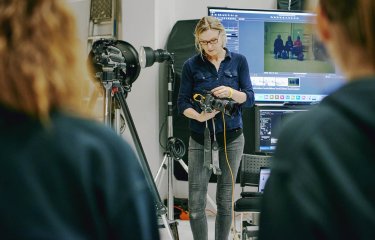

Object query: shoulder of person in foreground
[51,111,160,239]
[258,105,336,239]
[260,90,375,239]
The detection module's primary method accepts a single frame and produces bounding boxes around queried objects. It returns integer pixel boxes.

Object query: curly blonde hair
[0,0,91,121]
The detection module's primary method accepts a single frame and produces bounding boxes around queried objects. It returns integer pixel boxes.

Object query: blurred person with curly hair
[0,1,159,239]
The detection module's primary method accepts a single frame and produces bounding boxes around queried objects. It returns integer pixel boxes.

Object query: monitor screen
[258,167,271,193]
[208,7,345,104]
[254,105,309,153]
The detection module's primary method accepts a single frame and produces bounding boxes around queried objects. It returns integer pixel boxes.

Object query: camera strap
[211,118,222,175]
[203,120,212,170]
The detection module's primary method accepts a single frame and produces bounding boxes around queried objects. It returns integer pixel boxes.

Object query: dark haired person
[0,0,159,239]
[274,34,284,59]
[285,35,294,58]
[177,16,254,240]
[260,0,375,239]
[292,35,304,60]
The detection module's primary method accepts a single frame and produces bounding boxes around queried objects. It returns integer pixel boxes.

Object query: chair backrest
[240,154,272,187]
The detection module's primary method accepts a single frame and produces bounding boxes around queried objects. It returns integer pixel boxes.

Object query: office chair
[233,154,272,240]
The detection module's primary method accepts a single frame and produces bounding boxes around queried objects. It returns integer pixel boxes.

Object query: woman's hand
[196,110,220,122]
[183,108,219,122]
[211,85,247,104]
[211,86,233,99]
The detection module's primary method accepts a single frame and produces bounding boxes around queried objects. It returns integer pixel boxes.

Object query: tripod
[100,67,178,240]
[154,60,218,225]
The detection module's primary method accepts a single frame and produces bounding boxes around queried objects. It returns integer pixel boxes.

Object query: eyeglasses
[199,38,219,46]
[199,32,220,46]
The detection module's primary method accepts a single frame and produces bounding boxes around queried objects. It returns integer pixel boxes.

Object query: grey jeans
[188,133,244,240]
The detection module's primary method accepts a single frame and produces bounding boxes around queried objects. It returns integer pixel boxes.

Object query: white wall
[68,0,277,202]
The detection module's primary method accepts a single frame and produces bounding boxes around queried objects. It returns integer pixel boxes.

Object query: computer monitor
[208,7,345,104]
[254,105,309,153]
[258,167,271,193]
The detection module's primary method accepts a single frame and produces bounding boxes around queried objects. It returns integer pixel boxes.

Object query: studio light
[87,39,178,237]
[139,46,173,68]
[88,39,141,88]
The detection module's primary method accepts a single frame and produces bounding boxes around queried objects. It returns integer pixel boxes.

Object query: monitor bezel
[208,6,307,16]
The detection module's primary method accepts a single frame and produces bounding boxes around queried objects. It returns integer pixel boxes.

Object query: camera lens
[211,98,237,116]
[224,101,237,116]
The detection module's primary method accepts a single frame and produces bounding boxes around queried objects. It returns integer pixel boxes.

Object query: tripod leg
[167,155,174,221]
[155,155,168,189]
[114,90,177,240]
[170,221,179,240]
[161,214,178,240]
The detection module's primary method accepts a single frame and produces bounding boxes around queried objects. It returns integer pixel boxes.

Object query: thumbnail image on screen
[208,7,345,104]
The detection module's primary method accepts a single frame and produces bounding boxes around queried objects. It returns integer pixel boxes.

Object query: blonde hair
[194,16,227,56]
[0,0,91,122]
[319,0,375,67]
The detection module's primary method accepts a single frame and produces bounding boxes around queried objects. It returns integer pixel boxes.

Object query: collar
[202,47,232,61]
[224,47,232,59]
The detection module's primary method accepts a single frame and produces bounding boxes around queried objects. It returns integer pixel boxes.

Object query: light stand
[140,46,181,223]
[139,47,218,225]
[89,39,178,240]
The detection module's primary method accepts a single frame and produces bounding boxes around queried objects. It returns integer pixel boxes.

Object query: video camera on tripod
[194,90,238,116]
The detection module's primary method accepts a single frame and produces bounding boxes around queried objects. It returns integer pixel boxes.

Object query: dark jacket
[259,77,375,240]
[0,106,160,240]
[177,48,254,135]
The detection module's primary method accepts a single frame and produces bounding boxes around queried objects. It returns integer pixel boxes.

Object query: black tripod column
[167,60,175,221]
[102,67,116,127]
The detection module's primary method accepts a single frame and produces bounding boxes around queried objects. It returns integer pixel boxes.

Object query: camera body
[198,91,238,116]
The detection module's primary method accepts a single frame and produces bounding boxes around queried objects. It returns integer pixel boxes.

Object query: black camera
[196,91,238,116]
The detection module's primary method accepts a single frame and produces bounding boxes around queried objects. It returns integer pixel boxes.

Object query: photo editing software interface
[255,106,309,153]
[208,7,345,104]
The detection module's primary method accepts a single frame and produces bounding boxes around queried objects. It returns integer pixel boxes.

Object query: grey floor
[159,215,215,240]
[159,213,255,240]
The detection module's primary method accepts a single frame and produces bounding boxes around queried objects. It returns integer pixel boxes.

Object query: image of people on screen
[264,22,335,74]
[284,35,294,58]
[291,35,304,60]
[273,34,284,59]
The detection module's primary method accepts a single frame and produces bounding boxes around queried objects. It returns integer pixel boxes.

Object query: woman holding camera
[177,16,254,240]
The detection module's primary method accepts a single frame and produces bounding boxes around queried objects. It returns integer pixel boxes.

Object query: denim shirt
[177,48,255,135]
